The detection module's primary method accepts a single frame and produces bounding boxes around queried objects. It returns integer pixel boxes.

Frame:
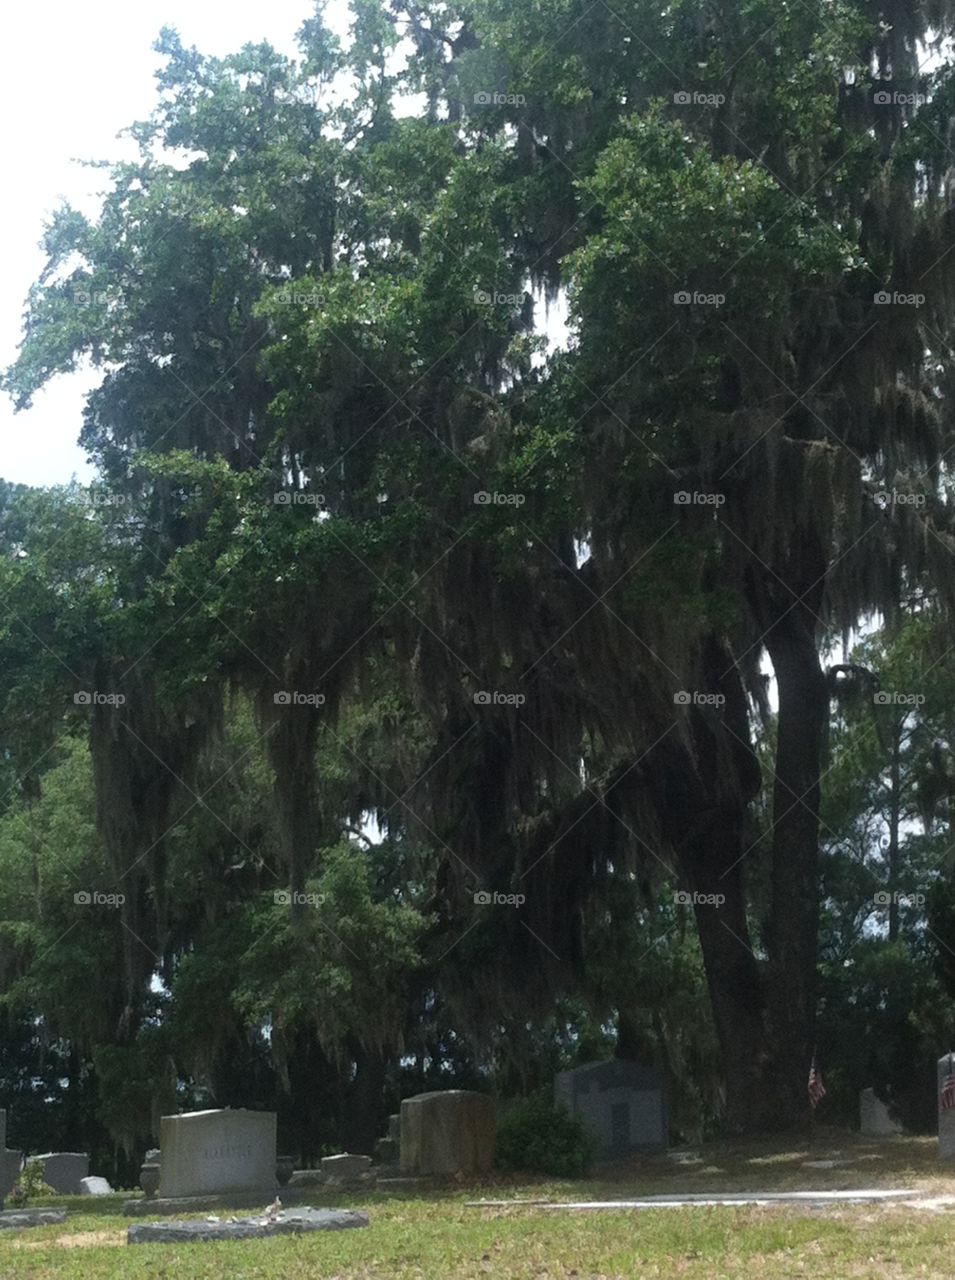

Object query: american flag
[808,1055,826,1108]
[941,1055,955,1112]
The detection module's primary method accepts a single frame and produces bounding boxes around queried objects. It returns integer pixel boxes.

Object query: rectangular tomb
[555,1060,667,1157]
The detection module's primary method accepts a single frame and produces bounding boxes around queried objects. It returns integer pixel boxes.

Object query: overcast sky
[0,0,353,488]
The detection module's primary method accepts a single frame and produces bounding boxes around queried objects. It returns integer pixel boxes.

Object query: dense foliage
[4,0,955,1176]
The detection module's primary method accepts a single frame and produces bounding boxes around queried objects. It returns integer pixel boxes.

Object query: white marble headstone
[859,1088,901,1136]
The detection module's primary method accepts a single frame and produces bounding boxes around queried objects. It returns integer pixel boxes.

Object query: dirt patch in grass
[15,1230,126,1250]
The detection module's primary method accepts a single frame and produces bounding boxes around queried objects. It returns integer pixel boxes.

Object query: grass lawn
[5,1131,955,1278]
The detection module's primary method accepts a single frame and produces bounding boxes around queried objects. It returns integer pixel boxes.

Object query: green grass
[5,1132,955,1278]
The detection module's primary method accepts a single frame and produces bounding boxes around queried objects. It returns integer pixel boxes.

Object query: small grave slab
[0,1208,67,1229]
[128,1206,369,1245]
[321,1153,372,1179]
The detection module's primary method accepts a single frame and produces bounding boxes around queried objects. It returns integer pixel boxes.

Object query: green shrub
[8,1158,55,1205]
[495,1092,595,1177]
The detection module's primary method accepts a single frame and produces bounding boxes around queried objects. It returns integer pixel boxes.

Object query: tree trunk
[888,718,902,942]
[673,638,771,1132]
[763,604,828,1125]
[680,812,770,1132]
[347,1046,387,1154]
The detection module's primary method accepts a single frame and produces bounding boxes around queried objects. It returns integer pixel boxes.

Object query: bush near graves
[9,1158,56,1205]
[495,1093,595,1178]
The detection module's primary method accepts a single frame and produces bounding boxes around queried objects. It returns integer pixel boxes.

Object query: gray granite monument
[554,1060,667,1157]
[31,1153,89,1194]
[159,1109,277,1199]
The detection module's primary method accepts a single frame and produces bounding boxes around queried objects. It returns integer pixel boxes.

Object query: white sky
[0,0,353,488]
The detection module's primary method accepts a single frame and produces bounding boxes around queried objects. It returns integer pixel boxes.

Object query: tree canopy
[4,0,955,1169]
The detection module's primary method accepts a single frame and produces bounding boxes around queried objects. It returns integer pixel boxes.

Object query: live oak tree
[7,0,955,1136]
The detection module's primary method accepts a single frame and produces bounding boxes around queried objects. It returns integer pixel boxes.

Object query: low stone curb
[0,1208,67,1229]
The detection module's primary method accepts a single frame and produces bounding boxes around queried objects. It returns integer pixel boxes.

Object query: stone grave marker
[940,1054,955,1160]
[0,1112,22,1200]
[554,1060,667,1158]
[859,1088,902,1137]
[79,1176,113,1195]
[400,1090,495,1176]
[159,1108,276,1199]
[31,1153,89,1195]
[375,1114,400,1171]
[320,1153,372,1181]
